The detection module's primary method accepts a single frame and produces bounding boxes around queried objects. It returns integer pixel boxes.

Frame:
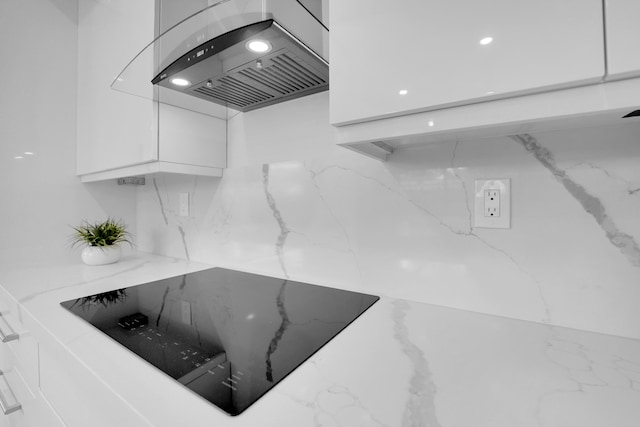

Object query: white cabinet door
[330,0,605,126]
[0,344,65,427]
[40,345,148,427]
[76,0,227,181]
[158,103,226,169]
[605,0,640,80]
[76,0,158,175]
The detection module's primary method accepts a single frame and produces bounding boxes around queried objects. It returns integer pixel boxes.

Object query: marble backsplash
[136,95,640,340]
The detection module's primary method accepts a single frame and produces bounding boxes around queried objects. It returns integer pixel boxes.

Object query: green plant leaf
[69,217,132,248]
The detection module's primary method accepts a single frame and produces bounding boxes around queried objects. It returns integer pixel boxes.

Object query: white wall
[136,91,640,340]
[0,0,137,264]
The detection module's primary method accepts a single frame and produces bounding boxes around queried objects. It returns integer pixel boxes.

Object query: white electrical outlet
[181,300,192,325]
[474,179,510,229]
[179,192,189,217]
[484,190,500,217]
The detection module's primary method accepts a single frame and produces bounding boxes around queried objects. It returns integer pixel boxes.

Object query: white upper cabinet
[76,0,157,176]
[330,0,604,126]
[604,0,640,80]
[76,0,226,182]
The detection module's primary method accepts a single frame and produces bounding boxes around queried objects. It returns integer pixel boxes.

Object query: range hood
[152,19,328,112]
[112,0,329,115]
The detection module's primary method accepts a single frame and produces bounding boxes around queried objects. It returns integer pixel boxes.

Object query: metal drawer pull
[0,314,18,343]
[0,370,21,415]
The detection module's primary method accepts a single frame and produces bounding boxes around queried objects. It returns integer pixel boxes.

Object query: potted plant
[70,218,132,265]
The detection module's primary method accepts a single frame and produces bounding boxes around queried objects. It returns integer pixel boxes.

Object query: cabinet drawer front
[0,312,38,394]
[0,290,39,394]
[5,336,38,394]
[0,368,65,427]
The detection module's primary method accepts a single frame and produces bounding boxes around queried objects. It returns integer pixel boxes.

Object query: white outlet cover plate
[474,179,511,229]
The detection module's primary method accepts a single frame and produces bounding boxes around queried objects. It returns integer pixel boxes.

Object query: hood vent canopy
[152,19,328,112]
[111,0,329,116]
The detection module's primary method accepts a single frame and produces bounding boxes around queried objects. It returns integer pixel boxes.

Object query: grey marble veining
[392,300,441,427]
[155,285,170,327]
[265,280,290,382]
[512,133,640,268]
[305,163,364,283]
[177,225,190,261]
[263,164,291,278]
[449,140,474,234]
[153,177,169,225]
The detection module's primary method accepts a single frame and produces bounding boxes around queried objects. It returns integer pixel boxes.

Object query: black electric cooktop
[60,268,378,416]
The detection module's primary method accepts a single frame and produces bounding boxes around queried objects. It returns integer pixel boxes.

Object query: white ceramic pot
[81,245,122,266]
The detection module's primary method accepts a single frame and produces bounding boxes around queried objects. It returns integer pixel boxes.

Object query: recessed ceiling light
[171,78,190,86]
[24,151,34,155]
[399,89,408,95]
[246,39,272,53]
[480,37,493,45]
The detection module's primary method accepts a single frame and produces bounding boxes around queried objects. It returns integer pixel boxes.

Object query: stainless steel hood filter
[152,19,328,112]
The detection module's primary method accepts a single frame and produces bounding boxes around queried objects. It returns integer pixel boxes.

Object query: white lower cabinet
[39,344,150,427]
[0,369,65,427]
[0,319,65,427]
[0,287,149,427]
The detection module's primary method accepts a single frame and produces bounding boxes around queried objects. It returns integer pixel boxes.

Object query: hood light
[171,78,191,86]
[246,39,272,53]
[479,37,493,45]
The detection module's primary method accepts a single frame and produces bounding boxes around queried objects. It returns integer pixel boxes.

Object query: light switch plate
[474,179,510,229]
[181,300,192,325]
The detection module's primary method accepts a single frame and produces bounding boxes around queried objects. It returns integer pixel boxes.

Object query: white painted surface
[0,0,137,264]
[605,0,640,80]
[79,162,223,183]
[76,0,158,175]
[330,0,604,125]
[158,103,227,168]
[227,92,339,167]
[334,73,640,154]
[0,254,638,426]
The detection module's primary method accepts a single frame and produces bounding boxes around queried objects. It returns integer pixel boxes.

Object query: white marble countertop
[2,252,640,426]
